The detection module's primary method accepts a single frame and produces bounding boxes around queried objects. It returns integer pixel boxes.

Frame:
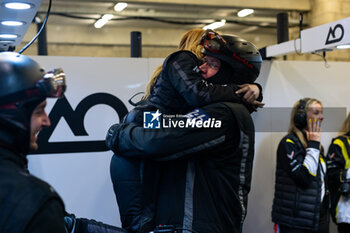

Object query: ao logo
[325,24,344,45]
[32,93,128,155]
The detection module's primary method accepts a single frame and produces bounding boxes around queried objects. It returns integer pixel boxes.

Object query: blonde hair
[178,28,206,58]
[143,28,206,99]
[288,98,323,148]
[339,112,350,136]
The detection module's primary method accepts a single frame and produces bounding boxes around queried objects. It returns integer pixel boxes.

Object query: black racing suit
[0,135,127,233]
[109,102,255,233]
[0,147,67,233]
[271,133,329,233]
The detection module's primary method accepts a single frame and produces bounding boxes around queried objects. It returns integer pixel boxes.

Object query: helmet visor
[200,30,226,54]
[0,68,66,107]
[39,68,66,98]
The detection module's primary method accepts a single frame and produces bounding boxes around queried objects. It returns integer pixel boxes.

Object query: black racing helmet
[200,30,262,84]
[0,52,66,155]
[0,52,66,106]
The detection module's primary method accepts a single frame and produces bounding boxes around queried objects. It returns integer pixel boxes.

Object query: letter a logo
[325,24,344,45]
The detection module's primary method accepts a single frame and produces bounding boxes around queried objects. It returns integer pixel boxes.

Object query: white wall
[27,57,349,232]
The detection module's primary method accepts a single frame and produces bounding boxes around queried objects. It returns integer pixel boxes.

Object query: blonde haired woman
[272,98,329,233]
[143,28,205,99]
[327,112,350,233]
[139,28,263,116]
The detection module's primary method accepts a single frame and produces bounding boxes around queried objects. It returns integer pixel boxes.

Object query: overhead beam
[123,0,311,11]
[265,17,350,57]
[50,0,311,11]
[40,7,307,26]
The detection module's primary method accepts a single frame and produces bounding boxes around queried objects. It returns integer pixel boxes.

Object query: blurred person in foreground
[0,52,127,233]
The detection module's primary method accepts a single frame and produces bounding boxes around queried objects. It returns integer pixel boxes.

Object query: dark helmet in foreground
[200,30,262,84]
[0,52,66,155]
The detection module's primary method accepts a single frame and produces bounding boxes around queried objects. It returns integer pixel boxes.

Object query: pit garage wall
[28,57,348,232]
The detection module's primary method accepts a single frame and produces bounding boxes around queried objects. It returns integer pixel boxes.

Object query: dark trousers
[278,199,330,233]
[338,223,350,233]
[110,154,160,233]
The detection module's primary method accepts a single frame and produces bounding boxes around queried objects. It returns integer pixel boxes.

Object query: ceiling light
[94,19,108,29]
[35,16,42,24]
[237,9,254,17]
[4,2,32,10]
[94,14,114,29]
[102,14,113,20]
[203,19,226,30]
[336,44,350,50]
[114,2,127,12]
[1,21,25,26]
[0,34,18,39]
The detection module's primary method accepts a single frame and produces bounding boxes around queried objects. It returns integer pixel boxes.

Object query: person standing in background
[272,98,329,233]
[327,112,350,233]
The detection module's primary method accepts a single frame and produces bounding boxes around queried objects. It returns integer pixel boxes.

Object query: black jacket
[0,147,66,233]
[272,133,327,231]
[326,134,350,224]
[113,102,255,233]
[124,50,263,125]
[0,143,128,233]
[148,50,245,114]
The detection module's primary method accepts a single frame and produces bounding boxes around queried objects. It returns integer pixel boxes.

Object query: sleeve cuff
[307,140,320,149]
[254,83,263,102]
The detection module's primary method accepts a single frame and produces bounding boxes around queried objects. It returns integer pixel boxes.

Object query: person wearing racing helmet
[144,29,263,116]
[0,52,68,233]
[0,52,127,233]
[198,30,263,111]
[106,29,263,233]
[200,32,261,84]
